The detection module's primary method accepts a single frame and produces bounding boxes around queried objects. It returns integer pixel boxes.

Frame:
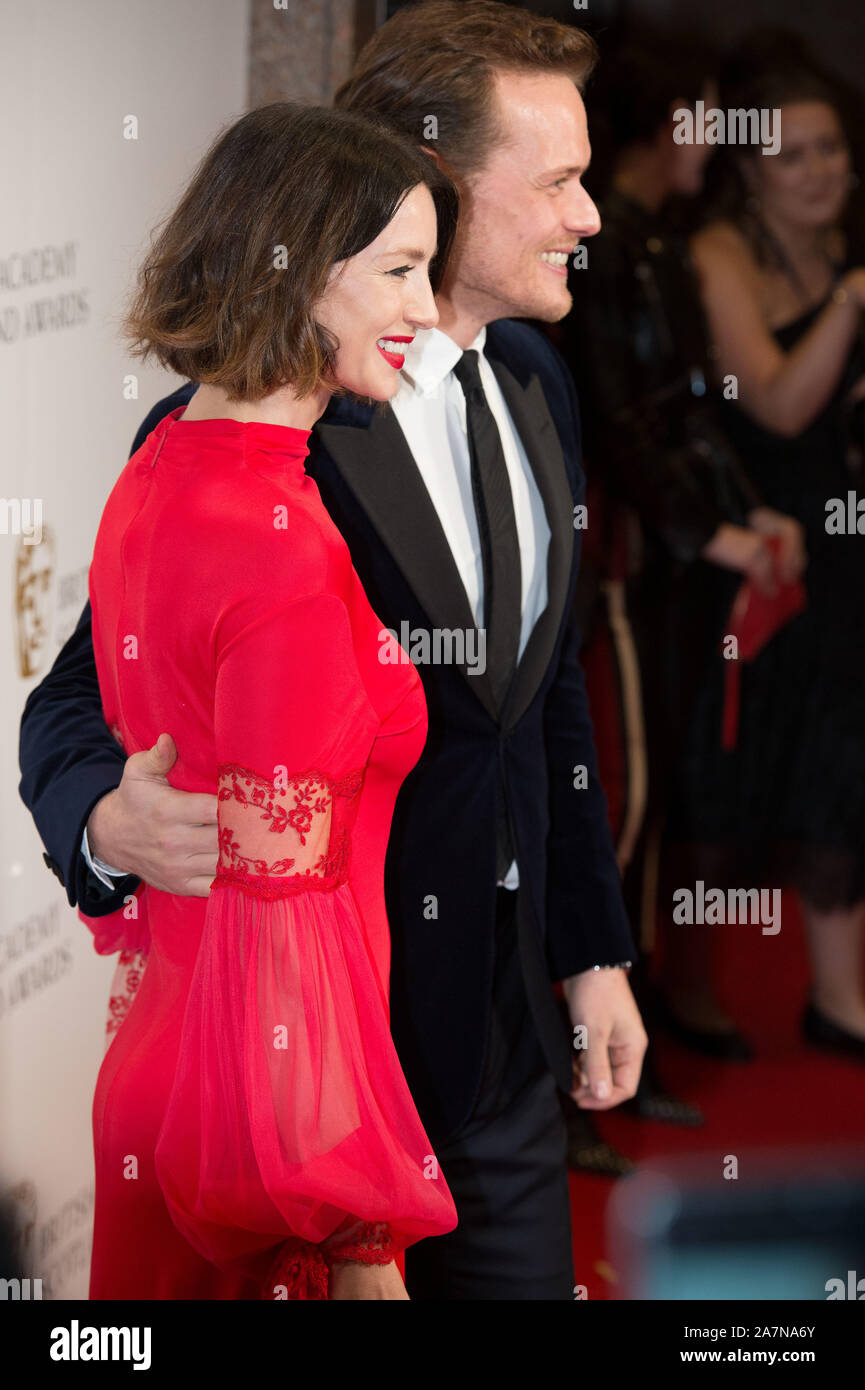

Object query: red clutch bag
[721,536,806,750]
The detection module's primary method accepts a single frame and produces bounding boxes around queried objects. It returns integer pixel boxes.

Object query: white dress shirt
[81,325,551,892]
[388,325,551,889]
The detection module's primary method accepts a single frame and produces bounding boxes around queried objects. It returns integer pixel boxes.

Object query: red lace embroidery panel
[260,1222,396,1300]
[323,1220,395,1267]
[105,948,148,1049]
[214,762,366,899]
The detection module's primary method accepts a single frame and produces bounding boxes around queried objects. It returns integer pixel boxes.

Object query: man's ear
[420,143,458,178]
[421,144,467,199]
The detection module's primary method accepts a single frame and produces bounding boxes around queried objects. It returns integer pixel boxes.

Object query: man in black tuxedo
[19,0,644,1299]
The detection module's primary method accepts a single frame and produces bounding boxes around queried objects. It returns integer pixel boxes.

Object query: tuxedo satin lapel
[314,406,499,719]
[487,358,575,728]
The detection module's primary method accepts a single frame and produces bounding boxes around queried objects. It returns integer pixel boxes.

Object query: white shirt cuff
[81,824,128,887]
[496,858,519,890]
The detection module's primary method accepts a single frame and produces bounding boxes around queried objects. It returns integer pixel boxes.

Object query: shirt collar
[398,324,487,397]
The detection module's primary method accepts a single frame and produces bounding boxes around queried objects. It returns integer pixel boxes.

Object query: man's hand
[86,733,219,896]
[562,968,647,1110]
[746,507,808,586]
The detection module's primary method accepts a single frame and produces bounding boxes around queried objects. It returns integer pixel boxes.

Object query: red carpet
[568,893,865,1299]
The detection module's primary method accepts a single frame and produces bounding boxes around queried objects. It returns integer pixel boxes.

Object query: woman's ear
[323,258,347,288]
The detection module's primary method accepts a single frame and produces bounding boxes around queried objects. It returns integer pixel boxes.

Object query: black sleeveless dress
[666,298,865,911]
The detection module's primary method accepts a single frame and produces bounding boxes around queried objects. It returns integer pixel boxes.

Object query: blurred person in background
[553,28,806,1107]
[664,33,865,1062]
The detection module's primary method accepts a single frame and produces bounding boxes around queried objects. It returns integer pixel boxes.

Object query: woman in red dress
[82,103,460,1300]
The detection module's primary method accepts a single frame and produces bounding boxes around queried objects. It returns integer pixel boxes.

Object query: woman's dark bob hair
[123,102,459,400]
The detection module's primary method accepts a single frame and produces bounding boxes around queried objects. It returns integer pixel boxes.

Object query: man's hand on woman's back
[87,732,218,896]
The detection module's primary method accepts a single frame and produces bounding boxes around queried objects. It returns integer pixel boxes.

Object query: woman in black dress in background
[667,43,865,1059]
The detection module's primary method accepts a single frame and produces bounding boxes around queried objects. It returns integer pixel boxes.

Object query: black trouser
[404,887,574,1300]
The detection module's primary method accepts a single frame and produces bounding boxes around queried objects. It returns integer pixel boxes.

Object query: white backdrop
[0,0,249,1298]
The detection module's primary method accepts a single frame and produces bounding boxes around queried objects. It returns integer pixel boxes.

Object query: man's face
[446,69,600,324]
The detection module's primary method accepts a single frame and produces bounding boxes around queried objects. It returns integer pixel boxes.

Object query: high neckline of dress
[171,405,312,448]
[153,405,313,478]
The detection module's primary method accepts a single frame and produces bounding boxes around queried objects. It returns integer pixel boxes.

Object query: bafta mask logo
[15,526,56,678]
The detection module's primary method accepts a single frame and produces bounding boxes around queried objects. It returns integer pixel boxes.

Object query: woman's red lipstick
[376,335,414,369]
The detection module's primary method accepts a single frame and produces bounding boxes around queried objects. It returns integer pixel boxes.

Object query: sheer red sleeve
[152,591,456,1299]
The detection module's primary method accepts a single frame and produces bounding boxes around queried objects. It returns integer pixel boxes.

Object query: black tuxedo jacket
[19,317,635,1140]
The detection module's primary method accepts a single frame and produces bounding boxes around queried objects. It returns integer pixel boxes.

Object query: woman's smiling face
[315,182,440,400]
[748,100,852,231]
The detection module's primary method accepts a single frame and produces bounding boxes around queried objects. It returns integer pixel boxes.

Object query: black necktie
[452,349,521,883]
[452,350,522,714]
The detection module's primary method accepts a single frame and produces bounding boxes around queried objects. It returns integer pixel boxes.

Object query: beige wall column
[249,0,358,107]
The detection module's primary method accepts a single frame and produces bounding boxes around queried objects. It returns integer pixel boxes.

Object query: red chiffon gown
[82,406,458,1299]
